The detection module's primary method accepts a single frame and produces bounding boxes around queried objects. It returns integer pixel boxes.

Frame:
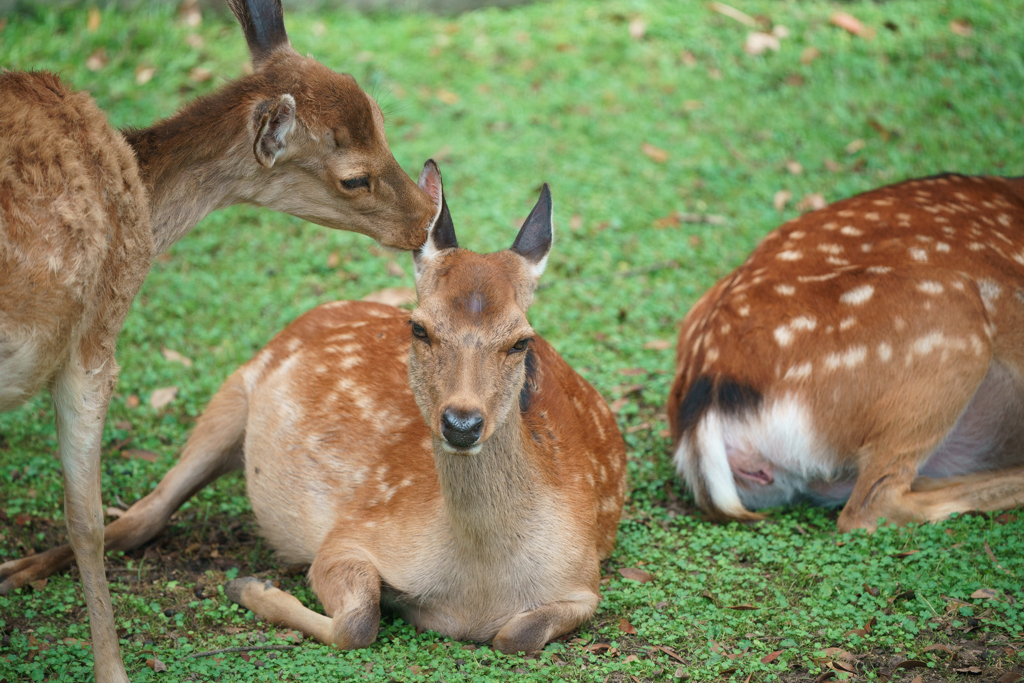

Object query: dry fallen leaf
[744,32,780,55]
[824,158,842,172]
[135,65,157,85]
[642,142,670,163]
[186,33,204,49]
[618,567,654,583]
[609,397,630,414]
[629,19,646,40]
[86,49,108,72]
[830,11,875,39]
[845,138,866,154]
[361,287,416,308]
[796,193,827,212]
[762,650,783,664]
[387,261,405,277]
[786,160,803,175]
[619,618,637,634]
[145,657,167,672]
[326,251,340,268]
[773,190,793,211]
[189,66,212,83]
[801,46,822,65]
[680,50,698,67]
[179,0,202,28]
[149,386,178,409]
[724,604,759,610]
[708,1,757,27]
[436,89,459,105]
[408,665,423,675]
[643,340,672,351]
[162,347,193,367]
[949,20,973,36]
[971,588,1000,600]
[955,666,983,675]
[87,7,101,32]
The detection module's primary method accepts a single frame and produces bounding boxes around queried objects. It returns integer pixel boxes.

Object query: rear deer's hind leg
[226,551,381,650]
[492,592,600,654]
[0,371,248,590]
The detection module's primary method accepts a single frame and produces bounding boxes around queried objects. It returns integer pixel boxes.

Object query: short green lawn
[2,1,1023,681]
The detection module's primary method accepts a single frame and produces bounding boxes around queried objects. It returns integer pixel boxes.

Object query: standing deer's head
[408,161,553,453]
[219,0,435,249]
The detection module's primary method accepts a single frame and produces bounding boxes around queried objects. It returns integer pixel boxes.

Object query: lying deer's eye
[509,338,530,354]
[341,176,370,190]
[411,323,429,342]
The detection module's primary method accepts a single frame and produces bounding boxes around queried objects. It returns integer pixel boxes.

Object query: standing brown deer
[16,169,628,655]
[668,174,1024,532]
[0,1,436,680]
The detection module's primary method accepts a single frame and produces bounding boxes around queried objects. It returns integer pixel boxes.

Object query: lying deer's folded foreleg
[492,592,599,655]
[0,372,247,589]
[226,551,382,650]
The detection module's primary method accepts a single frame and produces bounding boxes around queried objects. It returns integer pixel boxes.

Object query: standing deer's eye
[411,322,430,342]
[341,176,370,190]
[509,338,531,354]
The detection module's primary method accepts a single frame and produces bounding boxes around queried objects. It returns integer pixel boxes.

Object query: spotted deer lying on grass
[668,174,1024,532]
[0,1,435,679]
[17,168,628,654]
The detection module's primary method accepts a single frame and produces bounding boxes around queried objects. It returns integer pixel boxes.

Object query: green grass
[2,0,1024,681]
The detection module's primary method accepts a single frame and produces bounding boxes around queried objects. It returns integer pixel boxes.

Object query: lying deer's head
[408,162,553,453]
[222,0,435,249]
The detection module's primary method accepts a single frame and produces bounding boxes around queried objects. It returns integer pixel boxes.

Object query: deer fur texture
[669,173,1024,532]
[13,168,627,655]
[0,1,436,680]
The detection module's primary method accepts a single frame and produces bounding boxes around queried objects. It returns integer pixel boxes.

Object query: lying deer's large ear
[252,94,295,169]
[511,183,553,282]
[413,160,457,281]
[227,0,291,68]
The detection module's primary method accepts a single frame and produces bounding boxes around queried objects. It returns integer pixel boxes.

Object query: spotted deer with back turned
[668,174,1024,532]
[17,166,628,654]
[0,1,435,680]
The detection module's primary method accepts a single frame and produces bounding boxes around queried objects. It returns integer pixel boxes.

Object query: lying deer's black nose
[442,408,483,448]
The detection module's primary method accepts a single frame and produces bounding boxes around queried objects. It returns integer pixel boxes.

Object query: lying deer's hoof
[224,576,273,607]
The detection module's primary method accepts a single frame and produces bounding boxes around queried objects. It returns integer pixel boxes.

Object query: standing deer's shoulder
[669,173,1024,532]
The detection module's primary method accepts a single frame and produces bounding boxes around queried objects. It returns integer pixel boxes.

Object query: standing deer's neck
[434,409,540,553]
[123,93,261,254]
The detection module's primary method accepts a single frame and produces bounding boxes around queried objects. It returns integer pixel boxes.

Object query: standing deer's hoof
[224,576,274,607]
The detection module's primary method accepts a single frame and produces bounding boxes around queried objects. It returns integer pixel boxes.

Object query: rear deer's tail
[671,375,764,521]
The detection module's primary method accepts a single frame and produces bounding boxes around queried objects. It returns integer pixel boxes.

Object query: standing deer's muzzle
[441,406,484,451]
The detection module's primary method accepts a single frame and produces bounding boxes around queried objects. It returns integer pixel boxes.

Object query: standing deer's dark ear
[252,94,295,168]
[511,183,554,280]
[413,160,457,282]
[227,0,291,68]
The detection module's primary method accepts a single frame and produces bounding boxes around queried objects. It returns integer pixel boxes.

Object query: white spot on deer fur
[798,272,840,282]
[777,250,803,261]
[894,316,907,331]
[790,231,806,239]
[916,235,934,242]
[860,243,872,253]
[969,334,984,355]
[818,243,844,255]
[822,222,838,231]
[774,326,793,347]
[878,342,892,361]
[791,316,817,331]
[867,266,891,274]
[864,212,880,221]
[287,337,303,352]
[917,281,944,295]
[840,285,874,306]
[909,247,928,262]
[999,214,1012,227]
[737,305,750,317]
[784,362,812,380]
[978,278,1002,312]
[839,225,863,237]
[720,323,731,334]
[936,242,950,252]
[838,210,855,218]
[775,284,795,296]
[897,213,912,221]
[824,345,867,371]
[969,242,986,251]
[839,316,856,331]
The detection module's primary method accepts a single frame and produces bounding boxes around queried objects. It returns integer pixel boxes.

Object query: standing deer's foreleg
[53,357,128,683]
[0,371,248,589]
[492,591,599,655]
[226,548,381,650]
